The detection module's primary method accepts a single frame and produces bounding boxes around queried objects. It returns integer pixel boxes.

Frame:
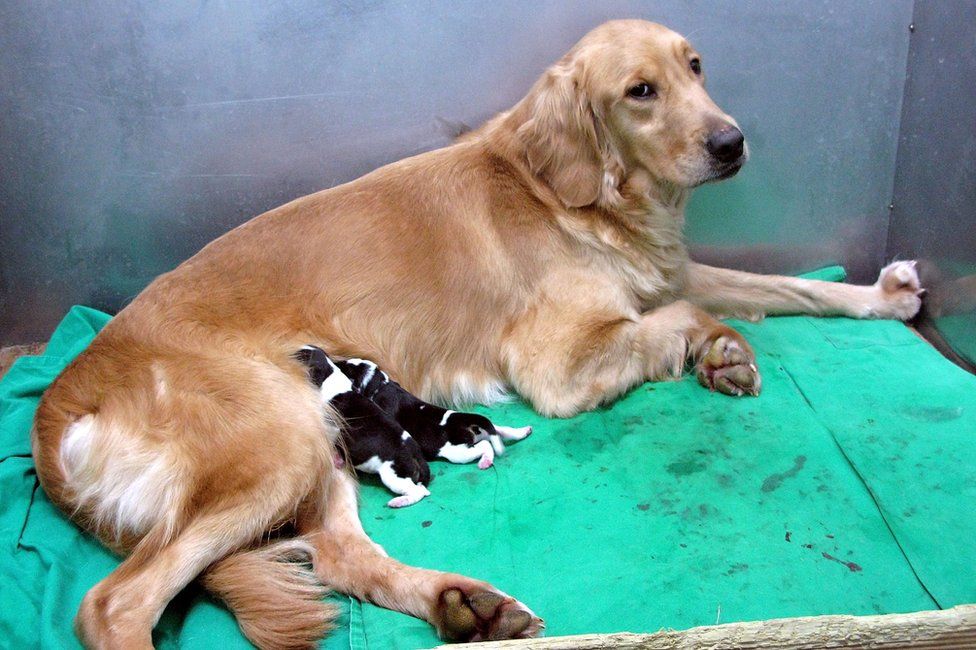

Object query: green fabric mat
[2,267,975,649]
[936,313,976,368]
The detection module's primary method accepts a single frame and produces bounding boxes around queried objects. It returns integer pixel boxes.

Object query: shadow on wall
[914,261,976,372]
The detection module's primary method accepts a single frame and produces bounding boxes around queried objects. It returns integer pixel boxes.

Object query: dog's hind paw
[434,584,544,642]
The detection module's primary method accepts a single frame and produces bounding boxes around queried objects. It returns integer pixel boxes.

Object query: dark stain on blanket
[822,551,861,572]
[738,414,761,432]
[725,563,749,576]
[421,520,432,528]
[667,457,707,477]
[761,456,806,493]
[679,504,713,520]
[636,502,650,511]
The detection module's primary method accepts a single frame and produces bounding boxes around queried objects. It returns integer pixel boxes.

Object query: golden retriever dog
[32,19,922,649]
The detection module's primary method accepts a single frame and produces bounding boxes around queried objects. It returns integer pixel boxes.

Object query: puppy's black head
[335,358,386,394]
[293,345,335,387]
[336,360,370,387]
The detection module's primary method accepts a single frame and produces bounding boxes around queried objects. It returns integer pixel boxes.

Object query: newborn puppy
[336,358,533,469]
[294,346,431,508]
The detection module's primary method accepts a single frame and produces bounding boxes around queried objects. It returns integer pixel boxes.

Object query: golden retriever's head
[513,19,747,207]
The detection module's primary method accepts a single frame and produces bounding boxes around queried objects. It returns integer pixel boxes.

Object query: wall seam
[883,0,918,267]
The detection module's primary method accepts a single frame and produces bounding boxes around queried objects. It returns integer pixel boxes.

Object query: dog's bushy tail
[200,537,336,650]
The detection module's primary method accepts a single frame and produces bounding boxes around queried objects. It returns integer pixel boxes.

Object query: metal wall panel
[0,1,913,343]
[888,2,976,369]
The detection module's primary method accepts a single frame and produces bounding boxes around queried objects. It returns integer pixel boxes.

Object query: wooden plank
[447,605,976,649]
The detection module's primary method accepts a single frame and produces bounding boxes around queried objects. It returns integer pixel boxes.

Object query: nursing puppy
[336,357,533,469]
[295,346,532,507]
[32,19,923,649]
[294,346,432,508]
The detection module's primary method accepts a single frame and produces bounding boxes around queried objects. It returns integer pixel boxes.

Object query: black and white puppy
[294,345,431,508]
[294,346,532,508]
[335,358,532,468]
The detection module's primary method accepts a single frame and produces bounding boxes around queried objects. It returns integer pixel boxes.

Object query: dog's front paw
[874,261,923,320]
[433,583,543,642]
[696,334,761,397]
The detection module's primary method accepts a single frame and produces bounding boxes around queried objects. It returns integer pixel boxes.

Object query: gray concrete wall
[0,1,915,343]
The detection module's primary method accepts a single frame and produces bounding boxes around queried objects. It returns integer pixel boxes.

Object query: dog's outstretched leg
[301,470,543,641]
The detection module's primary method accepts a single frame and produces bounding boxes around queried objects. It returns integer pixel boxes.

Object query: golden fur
[31,19,922,649]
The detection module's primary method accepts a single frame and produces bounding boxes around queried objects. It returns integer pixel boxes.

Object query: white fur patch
[355,457,430,508]
[60,414,95,477]
[317,361,354,401]
[437,439,494,467]
[489,435,505,455]
[448,373,510,407]
[486,425,531,456]
[387,490,429,508]
[355,455,383,474]
[61,415,182,539]
[152,366,168,400]
[439,410,456,426]
[344,358,378,387]
[494,425,532,441]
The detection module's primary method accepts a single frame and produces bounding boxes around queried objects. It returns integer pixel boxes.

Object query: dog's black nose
[706,126,745,164]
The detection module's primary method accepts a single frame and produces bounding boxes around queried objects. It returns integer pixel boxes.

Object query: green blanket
[2,268,975,649]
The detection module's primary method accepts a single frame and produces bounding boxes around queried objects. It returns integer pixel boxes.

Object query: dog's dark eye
[627,82,656,99]
[690,58,702,75]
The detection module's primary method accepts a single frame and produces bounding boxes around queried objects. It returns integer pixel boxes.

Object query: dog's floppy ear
[516,64,604,208]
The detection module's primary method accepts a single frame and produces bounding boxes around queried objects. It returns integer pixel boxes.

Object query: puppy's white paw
[873,261,923,320]
[477,452,494,470]
[387,486,430,508]
[495,425,532,441]
[488,435,506,455]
